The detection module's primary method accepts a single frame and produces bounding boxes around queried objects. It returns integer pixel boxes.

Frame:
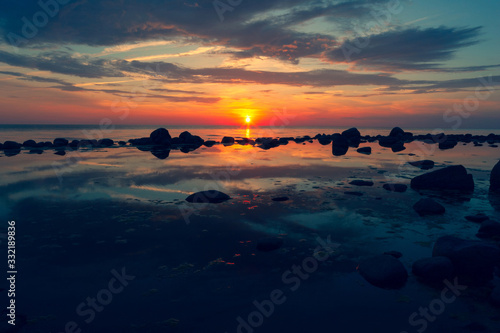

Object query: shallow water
[1,128,500,332]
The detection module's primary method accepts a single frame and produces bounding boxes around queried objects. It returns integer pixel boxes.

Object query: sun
[245,115,251,124]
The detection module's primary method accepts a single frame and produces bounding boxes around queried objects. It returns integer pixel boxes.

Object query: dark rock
[221,136,235,145]
[118,141,127,146]
[383,184,407,192]
[150,128,171,145]
[378,136,401,148]
[358,255,408,289]
[4,148,20,157]
[389,127,405,138]
[272,197,289,202]
[413,198,445,216]
[342,127,361,139]
[98,138,114,147]
[490,160,500,192]
[150,148,170,160]
[331,134,349,156]
[68,140,80,148]
[22,140,37,147]
[383,251,402,259]
[54,150,66,156]
[277,137,289,145]
[439,140,457,150]
[356,147,371,155]
[344,191,363,196]
[179,131,203,145]
[185,190,231,204]
[412,257,454,284]
[432,235,500,283]
[349,180,374,186]
[203,140,216,147]
[53,138,68,147]
[410,165,474,192]
[490,285,500,307]
[317,135,331,145]
[256,237,284,252]
[477,220,500,239]
[465,214,489,223]
[29,149,43,154]
[128,137,153,146]
[391,142,406,152]
[3,141,21,149]
[408,160,435,170]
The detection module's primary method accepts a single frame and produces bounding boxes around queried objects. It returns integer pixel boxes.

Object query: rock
[383,184,407,192]
[408,160,435,170]
[128,137,153,146]
[256,237,284,252]
[344,191,363,196]
[410,165,474,192]
[378,136,401,148]
[69,140,80,148]
[221,136,235,145]
[383,251,402,259]
[29,149,43,154]
[150,148,170,160]
[342,127,361,139]
[98,138,114,147]
[433,235,500,283]
[259,138,279,150]
[272,197,289,202]
[185,190,231,204]
[389,127,405,138]
[391,142,406,152]
[317,135,331,145]
[331,134,349,156]
[150,128,171,145]
[412,257,454,284]
[465,214,489,223]
[3,141,21,149]
[477,220,500,239]
[4,148,20,157]
[118,141,127,146]
[53,138,69,147]
[54,150,66,156]
[358,255,408,289]
[439,140,457,150]
[490,160,500,192]
[413,198,445,216]
[203,140,216,147]
[356,147,371,155]
[490,285,500,307]
[79,139,98,148]
[179,131,203,145]
[22,140,37,147]
[349,180,374,186]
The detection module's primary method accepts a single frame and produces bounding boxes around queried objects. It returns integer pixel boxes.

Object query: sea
[1,125,499,332]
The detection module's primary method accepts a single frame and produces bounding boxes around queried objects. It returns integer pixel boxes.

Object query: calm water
[1,126,500,332]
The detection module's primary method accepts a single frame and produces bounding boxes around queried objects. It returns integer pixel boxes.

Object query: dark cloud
[325,26,482,71]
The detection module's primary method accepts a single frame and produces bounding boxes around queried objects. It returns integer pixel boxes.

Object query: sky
[0,0,499,128]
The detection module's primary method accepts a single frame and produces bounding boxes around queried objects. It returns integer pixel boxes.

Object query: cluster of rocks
[0,138,117,156]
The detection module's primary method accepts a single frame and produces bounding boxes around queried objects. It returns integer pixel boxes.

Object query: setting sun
[245,116,251,123]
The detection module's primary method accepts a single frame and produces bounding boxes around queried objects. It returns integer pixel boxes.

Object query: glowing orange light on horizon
[245,115,251,123]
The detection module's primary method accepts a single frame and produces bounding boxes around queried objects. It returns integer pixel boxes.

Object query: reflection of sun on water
[245,115,251,138]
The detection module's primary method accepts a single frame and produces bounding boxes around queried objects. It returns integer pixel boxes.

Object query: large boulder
[3,141,21,150]
[491,160,500,192]
[358,255,408,289]
[150,128,171,145]
[53,138,69,147]
[342,127,361,140]
[185,190,231,203]
[389,127,405,138]
[412,257,454,284]
[410,165,474,192]
[413,198,445,216]
[331,134,349,156]
[432,235,500,283]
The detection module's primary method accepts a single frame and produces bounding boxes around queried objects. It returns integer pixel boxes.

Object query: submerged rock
[185,190,231,203]
[349,180,374,186]
[408,160,435,170]
[256,237,284,252]
[413,198,445,216]
[150,148,170,160]
[272,196,289,202]
[490,160,500,192]
[358,255,408,289]
[356,147,371,155]
[412,257,454,284]
[383,184,407,192]
[410,165,474,192]
[432,235,500,283]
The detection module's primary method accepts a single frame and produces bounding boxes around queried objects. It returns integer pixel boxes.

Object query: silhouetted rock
[272,196,289,202]
[4,148,20,157]
[129,137,153,146]
[389,127,405,138]
[342,127,361,139]
[490,160,500,192]
[53,138,68,147]
[384,251,402,259]
[203,140,216,147]
[54,150,66,156]
[256,237,284,252]
[378,136,400,148]
[221,136,234,145]
[317,135,331,145]
[69,140,80,148]
[29,149,43,154]
[118,141,127,146]
[383,184,407,192]
[465,213,489,223]
[98,138,114,147]
[259,138,279,150]
[358,255,408,289]
[412,257,454,284]
[150,148,170,160]
[409,160,435,170]
[391,142,406,152]
[277,137,289,145]
[22,140,37,147]
[477,220,500,239]
[410,165,474,192]
[331,134,349,156]
[439,140,458,150]
[185,190,231,203]
[150,128,171,145]
[433,235,500,283]
[413,198,445,216]
[3,141,21,150]
[179,131,203,145]
[349,180,374,186]
[356,147,371,155]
